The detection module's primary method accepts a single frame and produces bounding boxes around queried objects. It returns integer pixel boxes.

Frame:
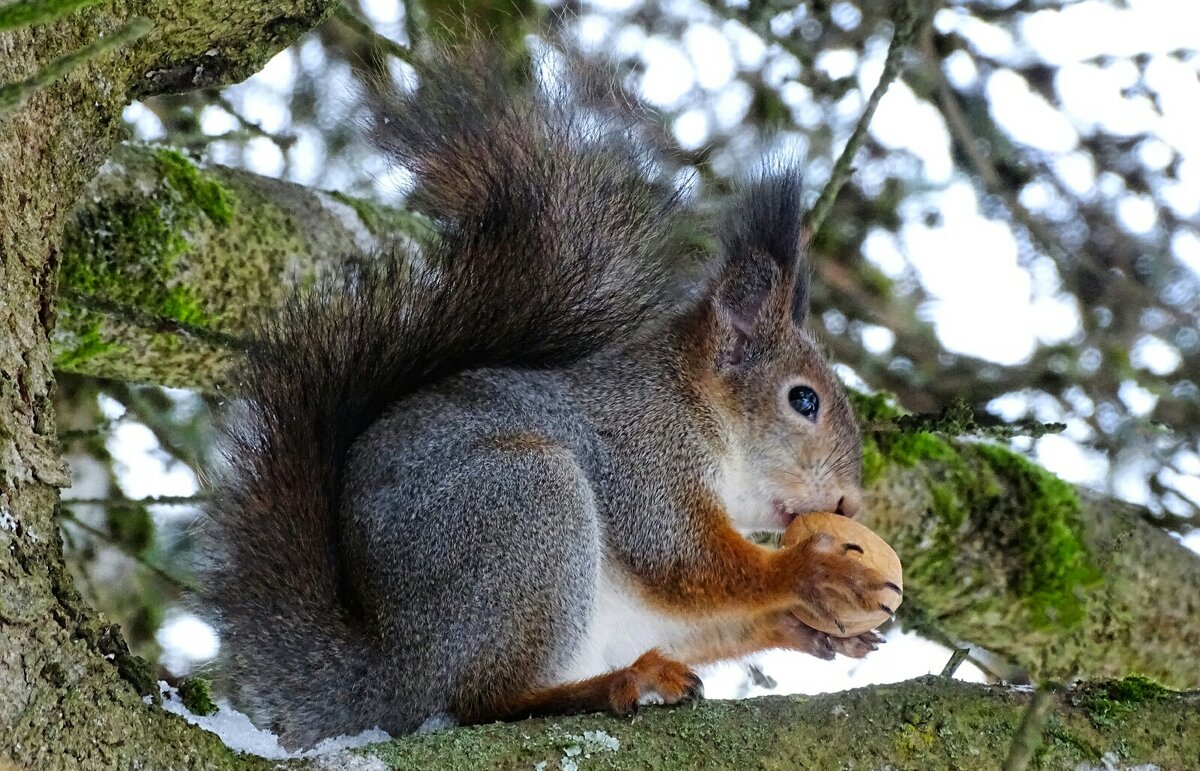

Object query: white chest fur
[552,563,699,684]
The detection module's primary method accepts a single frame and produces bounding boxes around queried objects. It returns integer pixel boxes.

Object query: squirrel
[199,45,898,749]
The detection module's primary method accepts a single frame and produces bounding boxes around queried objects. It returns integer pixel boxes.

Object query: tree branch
[53,143,430,387]
[1,0,341,766]
[268,677,1197,769]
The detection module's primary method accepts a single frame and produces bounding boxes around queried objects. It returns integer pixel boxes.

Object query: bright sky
[111,0,1200,738]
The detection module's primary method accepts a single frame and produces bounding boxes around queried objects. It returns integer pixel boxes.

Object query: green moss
[54,319,123,369]
[971,443,1102,627]
[878,431,962,468]
[848,389,1100,631]
[861,440,886,488]
[153,147,236,225]
[57,147,237,350]
[157,284,208,325]
[850,390,904,487]
[105,504,154,552]
[326,189,436,245]
[848,389,905,424]
[178,677,218,717]
[1072,676,1172,727]
[929,482,966,528]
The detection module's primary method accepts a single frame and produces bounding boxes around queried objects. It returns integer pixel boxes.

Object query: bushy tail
[199,45,693,746]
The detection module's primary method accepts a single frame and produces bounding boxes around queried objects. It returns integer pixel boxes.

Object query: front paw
[770,611,886,660]
[778,532,902,636]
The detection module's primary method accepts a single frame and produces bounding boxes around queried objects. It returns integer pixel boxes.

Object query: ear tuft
[715,170,811,333]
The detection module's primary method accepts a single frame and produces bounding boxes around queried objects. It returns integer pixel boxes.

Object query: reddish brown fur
[482,650,702,723]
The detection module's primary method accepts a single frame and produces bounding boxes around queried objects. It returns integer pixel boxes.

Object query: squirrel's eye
[788,385,820,422]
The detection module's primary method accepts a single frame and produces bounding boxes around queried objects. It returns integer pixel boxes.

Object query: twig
[0,17,152,116]
[63,494,209,507]
[804,1,922,238]
[867,398,1066,440]
[335,3,411,62]
[404,0,427,48]
[0,0,104,31]
[211,93,297,148]
[1002,685,1059,771]
[940,647,971,678]
[60,507,196,591]
[62,289,252,352]
[103,381,207,469]
[916,621,1008,683]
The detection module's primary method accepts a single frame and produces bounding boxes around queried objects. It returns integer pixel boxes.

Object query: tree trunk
[0,2,337,768]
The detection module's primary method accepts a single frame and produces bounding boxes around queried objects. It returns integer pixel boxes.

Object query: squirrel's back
[198,45,698,745]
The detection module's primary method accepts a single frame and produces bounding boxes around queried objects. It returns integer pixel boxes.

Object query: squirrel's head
[695,174,863,533]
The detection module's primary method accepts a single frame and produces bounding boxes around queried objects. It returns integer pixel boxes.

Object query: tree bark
[52,150,1200,689]
[0,2,337,768]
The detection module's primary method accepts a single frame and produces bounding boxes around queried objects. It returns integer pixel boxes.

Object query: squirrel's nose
[836,492,863,519]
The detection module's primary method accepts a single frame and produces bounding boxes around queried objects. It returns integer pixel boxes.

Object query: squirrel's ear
[712,172,810,365]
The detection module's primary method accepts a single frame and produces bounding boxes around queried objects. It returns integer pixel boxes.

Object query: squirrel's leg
[479,649,702,723]
[346,422,604,733]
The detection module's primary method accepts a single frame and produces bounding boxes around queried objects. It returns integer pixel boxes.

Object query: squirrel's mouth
[773,501,802,528]
[774,500,857,528]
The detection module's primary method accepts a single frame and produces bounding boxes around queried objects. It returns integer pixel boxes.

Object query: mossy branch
[867,398,1066,440]
[261,677,1196,769]
[854,391,1200,688]
[0,17,152,116]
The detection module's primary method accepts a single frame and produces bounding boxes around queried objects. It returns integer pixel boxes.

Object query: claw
[844,543,865,555]
[684,673,705,701]
[885,582,903,596]
[834,619,846,635]
[880,604,894,615]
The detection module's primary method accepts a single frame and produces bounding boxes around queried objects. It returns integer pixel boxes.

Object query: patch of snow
[314,191,381,254]
[1074,752,1160,771]
[158,682,390,760]
[417,712,458,733]
[554,729,621,769]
